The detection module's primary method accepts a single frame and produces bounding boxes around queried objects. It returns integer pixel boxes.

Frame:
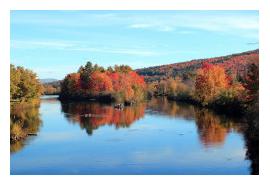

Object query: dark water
[10,95,258,175]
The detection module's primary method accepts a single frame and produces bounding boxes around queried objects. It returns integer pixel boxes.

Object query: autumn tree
[89,72,113,96]
[107,71,146,103]
[146,81,158,97]
[78,61,105,89]
[167,78,178,97]
[61,73,81,98]
[243,62,259,113]
[10,64,42,101]
[195,63,228,105]
[114,65,132,73]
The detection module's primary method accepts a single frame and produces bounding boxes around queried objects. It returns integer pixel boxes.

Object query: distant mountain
[39,78,59,84]
[136,49,259,82]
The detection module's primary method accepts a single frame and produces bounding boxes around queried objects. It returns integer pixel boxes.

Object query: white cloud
[11,40,77,49]
[127,12,258,37]
[12,11,258,38]
[70,46,159,56]
[129,23,175,32]
[11,40,161,57]
[129,24,153,29]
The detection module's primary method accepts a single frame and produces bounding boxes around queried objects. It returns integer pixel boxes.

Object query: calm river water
[10,95,257,175]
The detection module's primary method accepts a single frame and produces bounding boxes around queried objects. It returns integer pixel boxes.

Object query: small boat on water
[114,103,124,109]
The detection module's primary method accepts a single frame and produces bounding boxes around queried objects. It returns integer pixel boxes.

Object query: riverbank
[166,95,246,116]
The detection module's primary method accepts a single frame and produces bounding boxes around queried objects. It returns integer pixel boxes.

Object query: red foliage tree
[89,72,113,95]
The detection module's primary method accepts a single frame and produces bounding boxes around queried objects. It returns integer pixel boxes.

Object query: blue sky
[10,10,259,79]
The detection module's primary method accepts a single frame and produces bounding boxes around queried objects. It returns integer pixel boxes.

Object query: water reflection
[10,96,258,174]
[147,98,243,147]
[61,98,244,147]
[147,98,258,174]
[195,109,245,147]
[10,100,42,153]
[60,101,146,135]
[244,114,259,175]
[147,97,195,120]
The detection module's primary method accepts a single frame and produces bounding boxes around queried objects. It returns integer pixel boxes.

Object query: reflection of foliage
[10,100,42,153]
[244,115,259,175]
[61,101,146,135]
[195,109,234,147]
[10,139,27,154]
[147,97,195,120]
[148,98,244,147]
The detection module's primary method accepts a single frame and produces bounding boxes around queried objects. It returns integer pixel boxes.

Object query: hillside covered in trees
[137,49,259,83]
[42,80,61,95]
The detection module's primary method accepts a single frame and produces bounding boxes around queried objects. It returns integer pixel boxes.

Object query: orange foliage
[60,63,146,102]
[195,63,229,105]
[89,72,113,95]
[62,102,146,135]
[195,109,231,147]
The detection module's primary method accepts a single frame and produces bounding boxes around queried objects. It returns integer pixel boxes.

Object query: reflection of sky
[11,99,250,175]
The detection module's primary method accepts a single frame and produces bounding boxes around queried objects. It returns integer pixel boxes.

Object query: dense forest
[59,62,146,104]
[137,49,258,83]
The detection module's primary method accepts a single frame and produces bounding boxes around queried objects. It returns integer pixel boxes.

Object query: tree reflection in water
[147,98,242,146]
[146,98,258,174]
[194,109,245,147]
[60,101,146,135]
[244,113,259,175]
[10,100,42,153]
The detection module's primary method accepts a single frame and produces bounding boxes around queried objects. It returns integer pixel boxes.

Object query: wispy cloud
[11,40,77,50]
[246,42,259,45]
[11,11,258,38]
[128,13,258,38]
[129,24,153,29]
[11,40,161,57]
[70,47,159,56]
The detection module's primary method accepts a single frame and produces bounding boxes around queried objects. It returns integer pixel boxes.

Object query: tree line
[10,53,259,116]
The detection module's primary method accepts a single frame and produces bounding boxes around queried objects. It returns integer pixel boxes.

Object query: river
[10,95,258,175]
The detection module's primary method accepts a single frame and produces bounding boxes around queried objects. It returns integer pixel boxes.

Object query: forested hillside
[42,80,61,95]
[136,49,259,83]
